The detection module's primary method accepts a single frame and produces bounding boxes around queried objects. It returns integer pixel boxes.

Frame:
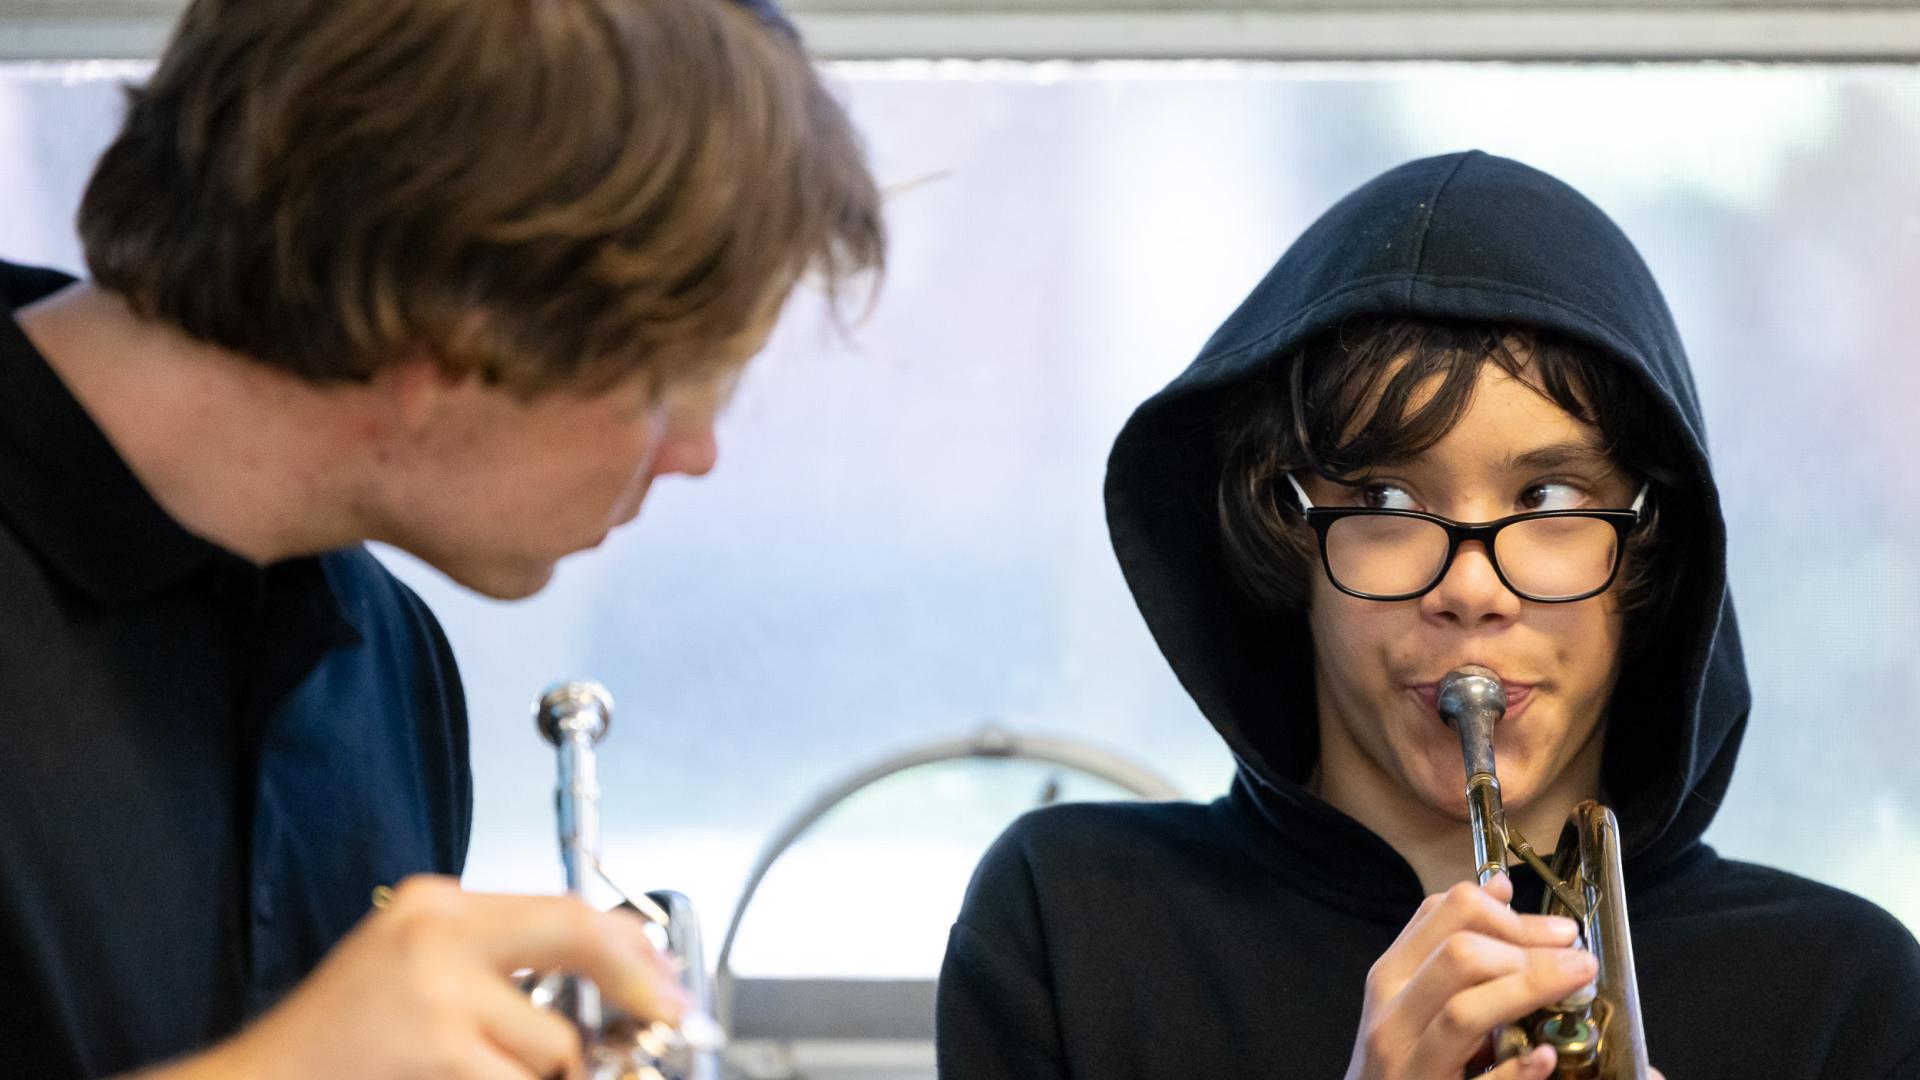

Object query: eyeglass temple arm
[1286,472,1317,511]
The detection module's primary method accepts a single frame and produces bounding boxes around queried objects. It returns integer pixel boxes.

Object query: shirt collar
[0,261,348,629]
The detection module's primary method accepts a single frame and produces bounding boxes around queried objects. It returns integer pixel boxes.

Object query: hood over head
[1106,151,1749,898]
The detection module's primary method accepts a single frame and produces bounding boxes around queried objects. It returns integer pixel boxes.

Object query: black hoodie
[936,152,1920,1079]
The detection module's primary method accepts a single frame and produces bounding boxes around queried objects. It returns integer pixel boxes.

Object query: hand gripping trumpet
[528,681,724,1080]
[1435,666,1649,1080]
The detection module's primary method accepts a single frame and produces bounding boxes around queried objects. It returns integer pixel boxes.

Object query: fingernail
[1547,916,1579,936]
[625,936,677,979]
[1559,949,1597,973]
[678,1010,727,1052]
[632,976,689,1024]
[643,944,677,973]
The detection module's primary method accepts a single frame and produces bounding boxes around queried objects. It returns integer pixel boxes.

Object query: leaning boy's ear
[384,352,483,432]
[387,308,501,430]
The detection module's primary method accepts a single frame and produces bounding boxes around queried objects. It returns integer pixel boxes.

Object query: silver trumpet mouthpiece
[537,680,614,747]
[1435,665,1505,728]
[1437,666,1505,781]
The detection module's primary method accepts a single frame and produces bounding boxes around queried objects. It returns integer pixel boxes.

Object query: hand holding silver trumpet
[1341,666,1659,1080]
[133,682,716,1080]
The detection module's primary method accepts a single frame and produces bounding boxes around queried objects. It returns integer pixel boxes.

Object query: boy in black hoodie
[936,152,1920,1079]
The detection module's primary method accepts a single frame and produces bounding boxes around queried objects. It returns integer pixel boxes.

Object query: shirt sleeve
[420,605,473,873]
[935,820,1071,1080]
[1814,893,1920,1080]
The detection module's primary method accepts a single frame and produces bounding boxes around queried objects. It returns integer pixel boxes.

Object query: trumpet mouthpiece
[536,680,614,747]
[1436,666,1506,730]
[1438,666,1505,780]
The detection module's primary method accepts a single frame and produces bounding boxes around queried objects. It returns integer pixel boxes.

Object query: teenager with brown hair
[0,0,882,1076]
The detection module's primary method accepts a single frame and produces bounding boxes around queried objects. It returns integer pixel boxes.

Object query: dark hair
[1216,316,1693,638]
[78,0,885,397]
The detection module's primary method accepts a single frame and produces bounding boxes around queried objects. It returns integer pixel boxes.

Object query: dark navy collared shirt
[0,261,472,1078]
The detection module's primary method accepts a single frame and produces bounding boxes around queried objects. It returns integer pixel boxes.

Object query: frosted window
[3,62,1915,979]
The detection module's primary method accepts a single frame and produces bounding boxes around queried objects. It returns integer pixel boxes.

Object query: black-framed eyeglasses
[1283,474,1649,603]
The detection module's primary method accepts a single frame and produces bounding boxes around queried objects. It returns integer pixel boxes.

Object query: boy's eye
[1358,483,1419,511]
[1519,481,1585,511]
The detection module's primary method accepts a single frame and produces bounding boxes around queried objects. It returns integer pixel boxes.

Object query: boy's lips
[1409,681,1535,720]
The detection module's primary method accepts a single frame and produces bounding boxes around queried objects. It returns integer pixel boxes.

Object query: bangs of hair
[1289,320,1616,479]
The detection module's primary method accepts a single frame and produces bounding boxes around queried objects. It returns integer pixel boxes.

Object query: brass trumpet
[1436,666,1649,1080]
[529,680,724,1080]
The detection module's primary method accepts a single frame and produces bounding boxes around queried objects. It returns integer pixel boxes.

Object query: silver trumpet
[528,680,725,1080]
[1436,666,1649,1080]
